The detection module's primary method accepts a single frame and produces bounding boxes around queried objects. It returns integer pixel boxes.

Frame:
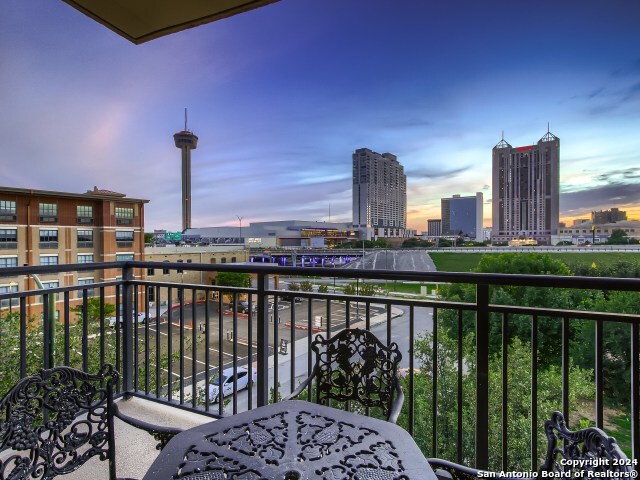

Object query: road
[132,298,386,398]
[132,249,438,409]
[214,304,434,415]
[341,250,436,271]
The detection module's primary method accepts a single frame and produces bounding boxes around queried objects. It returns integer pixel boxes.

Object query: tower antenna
[184,108,188,131]
[547,122,550,133]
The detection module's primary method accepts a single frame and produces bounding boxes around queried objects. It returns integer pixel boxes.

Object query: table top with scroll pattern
[143,400,436,480]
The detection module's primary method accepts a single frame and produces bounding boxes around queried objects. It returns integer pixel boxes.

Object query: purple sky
[1,0,640,231]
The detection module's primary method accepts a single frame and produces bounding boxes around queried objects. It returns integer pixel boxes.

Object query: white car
[106,312,147,328]
[207,367,257,403]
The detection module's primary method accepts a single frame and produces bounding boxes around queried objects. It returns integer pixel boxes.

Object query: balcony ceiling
[61,0,280,44]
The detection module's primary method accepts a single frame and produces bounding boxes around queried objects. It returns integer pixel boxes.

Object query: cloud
[560,182,640,215]
[593,167,640,183]
[612,58,640,77]
[406,165,471,180]
[482,184,490,190]
[621,82,640,102]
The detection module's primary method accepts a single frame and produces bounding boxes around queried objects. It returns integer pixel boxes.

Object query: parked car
[106,312,147,328]
[207,367,257,403]
[279,294,303,303]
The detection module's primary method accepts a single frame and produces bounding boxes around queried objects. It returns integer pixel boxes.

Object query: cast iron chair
[0,364,181,480]
[539,411,632,474]
[427,411,631,480]
[283,328,404,423]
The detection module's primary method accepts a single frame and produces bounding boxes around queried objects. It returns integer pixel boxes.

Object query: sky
[1,0,640,232]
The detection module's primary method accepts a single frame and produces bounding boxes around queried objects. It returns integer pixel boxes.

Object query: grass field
[429,251,640,272]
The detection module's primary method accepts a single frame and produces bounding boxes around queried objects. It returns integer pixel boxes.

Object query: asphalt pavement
[341,250,437,271]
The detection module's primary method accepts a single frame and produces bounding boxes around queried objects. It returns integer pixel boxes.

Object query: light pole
[237,215,245,261]
[32,274,55,368]
[236,215,243,240]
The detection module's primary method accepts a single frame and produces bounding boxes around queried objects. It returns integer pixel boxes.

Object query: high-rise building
[174,110,198,232]
[592,208,627,225]
[441,193,483,241]
[427,219,442,237]
[0,186,148,317]
[491,130,560,245]
[352,148,407,239]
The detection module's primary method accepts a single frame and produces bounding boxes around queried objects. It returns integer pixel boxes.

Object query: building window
[0,283,19,308]
[0,200,17,222]
[77,278,95,298]
[39,203,58,223]
[210,258,216,264]
[77,229,93,248]
[162,260,170,275]
[231,257,237,263]
[177,259,184,273]
[0,229,17,249]
[77,205,93,224]
[39,229,59,248]
[147,268,155,276]
[40,255,58,266]
[115,207,134,225]
[116,253,134,261]
[77,254,94,264]
[221,258,227,264]
[116,230,134,247]
[0,257,18,268]
[39,281,59,303]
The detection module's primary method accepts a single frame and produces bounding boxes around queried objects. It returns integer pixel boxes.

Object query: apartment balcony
[0,261,639,479]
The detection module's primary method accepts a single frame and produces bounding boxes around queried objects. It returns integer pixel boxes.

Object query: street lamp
[236,215,243,240]
[237,215,245,261]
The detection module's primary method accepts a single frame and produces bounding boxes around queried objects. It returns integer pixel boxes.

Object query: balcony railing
[0,261,639,472]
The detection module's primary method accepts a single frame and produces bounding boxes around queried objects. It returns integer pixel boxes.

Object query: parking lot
[133,298,385,398]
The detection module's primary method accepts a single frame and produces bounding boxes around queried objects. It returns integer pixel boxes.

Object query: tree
[144,233,154,244]
[70,297,116,325]
[359,283,376,296]
[215,272,251,305]
[402,238,420,248]
[318,284,328,294]
[438,254,589,368]
[607,229,629,245]
[394,331,594,471]
[299,281,313,292]
[215,272,251,288]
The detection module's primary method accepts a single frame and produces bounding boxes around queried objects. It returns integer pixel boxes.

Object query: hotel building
[0,186,148,317]
[352,148,410,240]
[491,131,560,245]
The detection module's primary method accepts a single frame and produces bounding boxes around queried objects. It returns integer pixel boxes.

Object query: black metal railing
[0,261,639,471]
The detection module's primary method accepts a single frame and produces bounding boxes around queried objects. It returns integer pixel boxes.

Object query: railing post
[476,284,490,470]
[121,263,134,393]
[256,272,269,407]
[632,321,639,468]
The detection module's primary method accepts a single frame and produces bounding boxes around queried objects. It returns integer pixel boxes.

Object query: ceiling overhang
[61,0,280,44]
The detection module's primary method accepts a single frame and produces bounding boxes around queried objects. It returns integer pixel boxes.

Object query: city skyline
[1,0,639,232]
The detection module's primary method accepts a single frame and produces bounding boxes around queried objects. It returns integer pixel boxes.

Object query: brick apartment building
[0,186,148,318]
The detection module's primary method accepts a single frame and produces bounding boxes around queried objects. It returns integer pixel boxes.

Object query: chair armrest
[427,458,484,480]
[388,380,404,424]
[282,372,315,401]
[428,458,533,480]
[111,403,183,450]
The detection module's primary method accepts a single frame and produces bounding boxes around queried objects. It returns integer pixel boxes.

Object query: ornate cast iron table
[143,400,436,480]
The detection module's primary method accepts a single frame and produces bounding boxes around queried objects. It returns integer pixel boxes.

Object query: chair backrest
[0,364,118,480]
[540,411,632,474]
[309,328,402,419]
